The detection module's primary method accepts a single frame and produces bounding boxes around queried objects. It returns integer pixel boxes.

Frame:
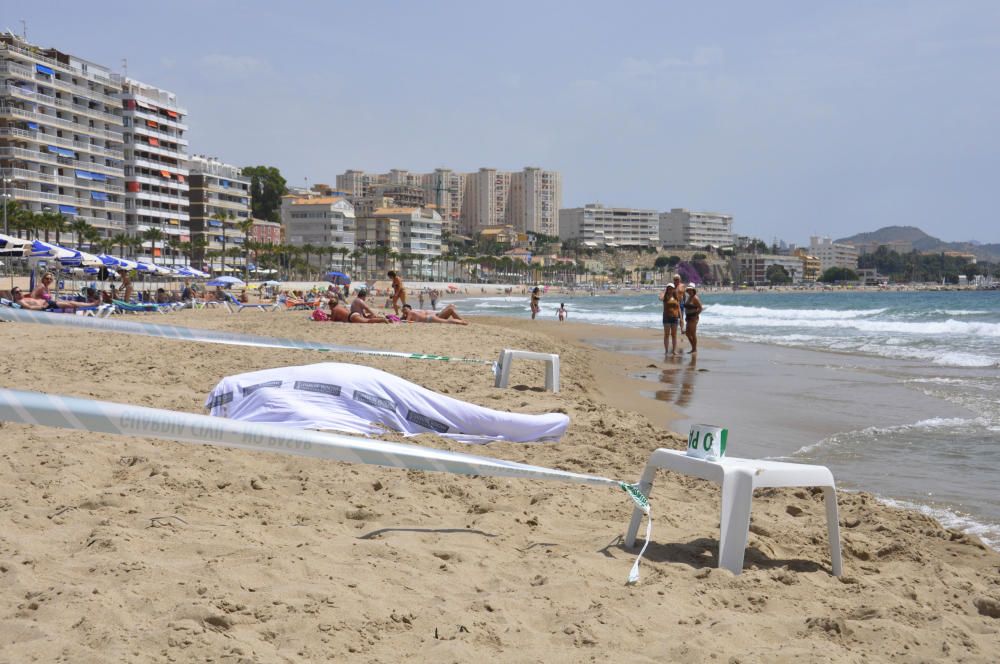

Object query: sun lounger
[222,291,275,313]
[112,299,163,314]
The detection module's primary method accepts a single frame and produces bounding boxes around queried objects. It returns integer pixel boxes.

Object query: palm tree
[68,219,92,249]
[83,226,101,253]
[111,233,130,257]
[236,217,255,281]
[50,214,69,246]
[142,227,164,263]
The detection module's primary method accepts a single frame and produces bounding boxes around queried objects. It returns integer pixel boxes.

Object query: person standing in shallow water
[530,287,541,320]
[683,284,703,354]
[659,283,681,355]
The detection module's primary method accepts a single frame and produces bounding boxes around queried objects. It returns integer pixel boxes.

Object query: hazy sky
[7,1,999,245]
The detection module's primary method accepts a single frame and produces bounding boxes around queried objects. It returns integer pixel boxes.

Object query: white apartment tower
[0,34,126,239]
[659,208,734,248]
[559,204,659,248]
[508,167,561,236]
[120,78,189,262]
[335,169,375,197]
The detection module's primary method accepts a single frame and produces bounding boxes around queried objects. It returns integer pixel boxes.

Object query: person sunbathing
[328,301,351,322]
[9,287,49,310]
[349,290,388,323]
[401,303,468,325]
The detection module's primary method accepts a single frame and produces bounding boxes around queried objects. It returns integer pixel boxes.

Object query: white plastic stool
[494,349,560,392]
[624,448,842,576]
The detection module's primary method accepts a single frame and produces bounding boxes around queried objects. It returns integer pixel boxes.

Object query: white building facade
[809,236,859,273]
[187,156,251,270]
[659,208,734,248]
[0,35,126,238]
[121,78,189,261]
[507,167,561,236]
[559,204,659,248]
[420,168,465,235]
[281,195,356,252]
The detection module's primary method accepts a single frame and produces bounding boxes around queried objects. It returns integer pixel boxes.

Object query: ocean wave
[706,304,886,320]
[701,314,1000,338]
[794,417,989,455]
[876,496,1000,550]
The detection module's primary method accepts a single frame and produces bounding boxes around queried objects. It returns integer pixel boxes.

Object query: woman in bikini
[683,284,704,354]
[659,283,681,355]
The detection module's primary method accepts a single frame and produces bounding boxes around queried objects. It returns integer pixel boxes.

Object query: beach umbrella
[57,249,103,268]
[262,280,281,287]
[0,233,31,256]
[29,239,77,260]
[326,271,351,284]
[206,276,245,287]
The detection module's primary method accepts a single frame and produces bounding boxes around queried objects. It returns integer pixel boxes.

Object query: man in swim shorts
[349,289,388,323]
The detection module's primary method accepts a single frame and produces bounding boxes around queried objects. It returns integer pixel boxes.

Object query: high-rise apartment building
[559,204,659,248]
[187,156,251,271]
[120,78,188,262]
[461,168,511,234]
[420,168,464,235]
[0,35,125,239]
[659,209,734,248]
[508,167,561,236]
[336,169,376,197]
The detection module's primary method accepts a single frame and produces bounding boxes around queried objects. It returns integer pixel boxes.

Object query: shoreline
[1,309,998,661]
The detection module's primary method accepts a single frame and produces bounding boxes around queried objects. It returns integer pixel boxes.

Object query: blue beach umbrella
[327,271,351,284]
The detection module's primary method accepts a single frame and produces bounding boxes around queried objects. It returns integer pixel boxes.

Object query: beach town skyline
[3,1,998,246]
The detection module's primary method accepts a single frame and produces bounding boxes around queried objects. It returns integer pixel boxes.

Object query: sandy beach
[1,308,998,662]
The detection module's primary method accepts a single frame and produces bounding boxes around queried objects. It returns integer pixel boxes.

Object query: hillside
[837,226,1000,262]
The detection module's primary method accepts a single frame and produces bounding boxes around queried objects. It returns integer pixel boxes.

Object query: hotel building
[558,204,659,249]
[809,236,859,273]
[659,208,734,248]
[187,156,251,271]
[120,78,189,262]
[461,167,511,234]
[0,35,125,239]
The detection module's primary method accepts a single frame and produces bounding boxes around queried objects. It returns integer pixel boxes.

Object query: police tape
[0,387,652,583]
[0,307,494,366]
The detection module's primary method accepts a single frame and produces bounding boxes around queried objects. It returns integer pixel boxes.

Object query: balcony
[1,106,122,141]
[129,106,189,132]
[0,146,123,176]
[131,140,188,161]
[133,123,189,146]
[0,127,124,159]
[1,85,122,124]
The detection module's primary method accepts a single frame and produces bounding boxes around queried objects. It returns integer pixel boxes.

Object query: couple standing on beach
[660,274,702,355]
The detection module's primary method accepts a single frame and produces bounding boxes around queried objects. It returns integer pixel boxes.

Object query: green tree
[819,267,858,283]
[242,165,287,223]
[142,227,164,263]
[766,264,792,285]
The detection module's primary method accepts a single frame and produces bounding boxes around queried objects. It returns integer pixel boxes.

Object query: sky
[6,1,999,245]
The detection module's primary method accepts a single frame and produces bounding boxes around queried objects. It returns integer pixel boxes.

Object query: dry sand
[0,308,998,663]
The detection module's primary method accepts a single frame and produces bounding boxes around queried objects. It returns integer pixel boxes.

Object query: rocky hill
[837,226,1000,262]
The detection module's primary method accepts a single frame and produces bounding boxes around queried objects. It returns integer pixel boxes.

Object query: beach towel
[206,362,569,444]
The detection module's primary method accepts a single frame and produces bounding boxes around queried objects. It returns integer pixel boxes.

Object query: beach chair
[624,448,842,576]
[222,291,275,313]
[112,299,162,314]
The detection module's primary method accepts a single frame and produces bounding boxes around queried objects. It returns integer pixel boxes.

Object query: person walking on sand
[530,286,541,320]
[659,283,681,355]
[557,303,567,321]
[683,283,703,354]
[388,270,406,316]
[671,274,686,336]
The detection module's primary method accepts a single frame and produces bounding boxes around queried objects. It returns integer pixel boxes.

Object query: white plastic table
[494,349,560,392]
[624,448,842,576]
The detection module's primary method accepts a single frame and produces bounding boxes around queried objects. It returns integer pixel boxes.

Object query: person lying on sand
[401,303,468,325]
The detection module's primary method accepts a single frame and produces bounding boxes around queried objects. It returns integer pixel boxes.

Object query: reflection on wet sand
[652,355,699,407]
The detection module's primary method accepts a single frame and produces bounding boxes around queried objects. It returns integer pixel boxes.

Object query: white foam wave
[702,314,1000,338]
[877,496,1000,550]
[707,304,886,320]
[795,417,987,455]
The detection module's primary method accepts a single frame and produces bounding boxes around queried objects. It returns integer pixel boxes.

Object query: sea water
[455,289,1000,548]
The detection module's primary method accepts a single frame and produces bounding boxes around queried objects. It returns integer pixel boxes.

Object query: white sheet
[206,362,569,444]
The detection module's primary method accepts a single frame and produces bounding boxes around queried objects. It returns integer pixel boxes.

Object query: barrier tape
[0,388,652,583]
[0,307,494,367]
